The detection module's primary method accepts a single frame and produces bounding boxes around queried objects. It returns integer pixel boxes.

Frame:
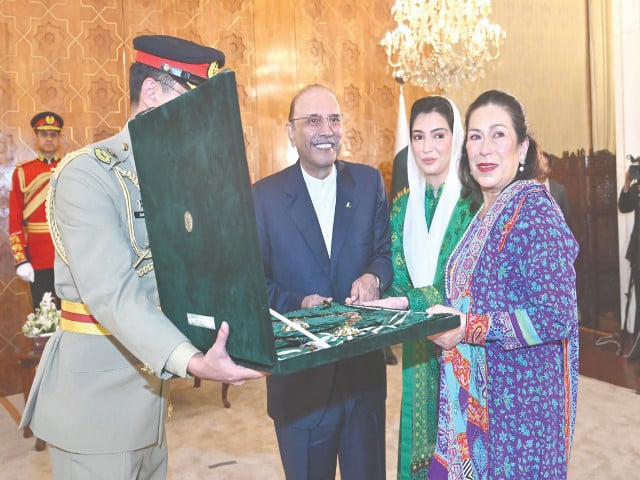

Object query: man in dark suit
[538,151,569,218]
[619,165,640,359]
[252,84,392,480]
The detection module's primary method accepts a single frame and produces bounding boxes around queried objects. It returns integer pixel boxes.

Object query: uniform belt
[60,299,111,335]
[26,222,49,233]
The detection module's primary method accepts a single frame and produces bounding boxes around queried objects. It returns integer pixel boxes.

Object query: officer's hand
[16,263,35,282]
[187,321,265,385]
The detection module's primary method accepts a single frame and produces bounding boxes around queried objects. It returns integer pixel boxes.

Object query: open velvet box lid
[129,70,459,375]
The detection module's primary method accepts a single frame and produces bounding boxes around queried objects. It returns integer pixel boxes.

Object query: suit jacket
[548,179,569,219]
[252,159,392,427]
[20,126,191,454]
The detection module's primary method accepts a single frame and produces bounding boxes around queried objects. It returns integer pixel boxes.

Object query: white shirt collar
[301,164,337,257]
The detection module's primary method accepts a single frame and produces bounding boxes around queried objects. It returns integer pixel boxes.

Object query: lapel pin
[346,202,352,209]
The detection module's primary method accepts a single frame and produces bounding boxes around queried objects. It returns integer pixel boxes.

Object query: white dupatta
[403,97,464,288]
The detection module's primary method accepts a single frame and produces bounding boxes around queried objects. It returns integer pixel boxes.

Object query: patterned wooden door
[548,149,620,330]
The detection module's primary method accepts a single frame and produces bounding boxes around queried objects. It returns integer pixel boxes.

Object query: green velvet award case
[129,70,459,375]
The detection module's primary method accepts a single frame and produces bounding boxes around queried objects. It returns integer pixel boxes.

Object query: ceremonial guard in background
[9,111,64,308]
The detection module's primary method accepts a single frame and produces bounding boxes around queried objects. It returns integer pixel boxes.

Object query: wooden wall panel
[252,0,297,181]
[548,150,620,329]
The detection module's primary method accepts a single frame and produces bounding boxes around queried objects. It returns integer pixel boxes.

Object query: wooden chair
[193,378,231,408]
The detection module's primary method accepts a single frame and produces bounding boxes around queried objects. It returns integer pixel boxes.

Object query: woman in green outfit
[365,96,477,479]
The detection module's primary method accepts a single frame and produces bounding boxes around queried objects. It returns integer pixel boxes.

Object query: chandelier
[381,0,506,91]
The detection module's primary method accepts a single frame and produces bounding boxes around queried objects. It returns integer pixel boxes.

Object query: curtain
[589,0,616,152]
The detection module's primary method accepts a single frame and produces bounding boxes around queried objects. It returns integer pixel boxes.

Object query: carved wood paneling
[548,150,620,329]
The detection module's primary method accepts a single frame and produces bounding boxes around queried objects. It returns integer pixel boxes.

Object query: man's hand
[359,296,409,310]
[301,294,332,309]
[426,304,466,350]
[187,321,264,385]
[624,169,632,191]
[16,262,35,282]
[345,272,379,305]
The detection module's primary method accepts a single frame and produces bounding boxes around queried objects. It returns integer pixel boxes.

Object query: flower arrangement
[22,292,60,337]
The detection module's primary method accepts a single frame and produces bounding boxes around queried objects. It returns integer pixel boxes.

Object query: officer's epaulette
[91,146,120,167]
[51,139,131,177]
[50,148,92,182]
[88,135,132,169]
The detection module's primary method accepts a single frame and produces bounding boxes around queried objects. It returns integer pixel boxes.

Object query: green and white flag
[390,86,409,200]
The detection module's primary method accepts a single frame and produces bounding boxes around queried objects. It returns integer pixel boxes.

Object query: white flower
[22,292,61,337]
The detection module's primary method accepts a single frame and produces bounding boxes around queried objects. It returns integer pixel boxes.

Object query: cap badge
[207,62,219,78]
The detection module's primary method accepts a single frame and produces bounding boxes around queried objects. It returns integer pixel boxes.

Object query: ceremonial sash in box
[130,70,458,374]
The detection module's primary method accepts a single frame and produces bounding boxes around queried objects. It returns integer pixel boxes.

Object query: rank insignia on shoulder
[95,147,112,165]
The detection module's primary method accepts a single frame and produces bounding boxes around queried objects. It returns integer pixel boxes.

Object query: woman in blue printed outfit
[427,90,579,479]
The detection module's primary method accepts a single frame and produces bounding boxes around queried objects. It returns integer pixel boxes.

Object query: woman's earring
[519,157,525,172]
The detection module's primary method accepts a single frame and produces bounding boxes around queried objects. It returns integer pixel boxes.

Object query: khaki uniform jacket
[20,125,192,454]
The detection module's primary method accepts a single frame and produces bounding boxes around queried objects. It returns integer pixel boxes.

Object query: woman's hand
[426,304,466,350]
[358,296,409,310]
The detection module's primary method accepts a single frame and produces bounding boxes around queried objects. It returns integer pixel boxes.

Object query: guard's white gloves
[16,262,35,283]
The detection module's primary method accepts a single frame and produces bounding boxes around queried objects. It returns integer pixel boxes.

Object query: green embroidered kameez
[388,185,476,480]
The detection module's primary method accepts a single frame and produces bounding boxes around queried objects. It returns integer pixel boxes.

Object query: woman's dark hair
[459,89,541,207]
[129,62,188,108]
[409,96,454,133]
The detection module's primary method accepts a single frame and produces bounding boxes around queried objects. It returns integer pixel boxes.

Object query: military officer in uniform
[9,111,64,309]
[19,35,263,480]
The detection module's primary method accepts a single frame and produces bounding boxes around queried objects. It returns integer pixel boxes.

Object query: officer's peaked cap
[31,111,64,131]
[133,35,225,87]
